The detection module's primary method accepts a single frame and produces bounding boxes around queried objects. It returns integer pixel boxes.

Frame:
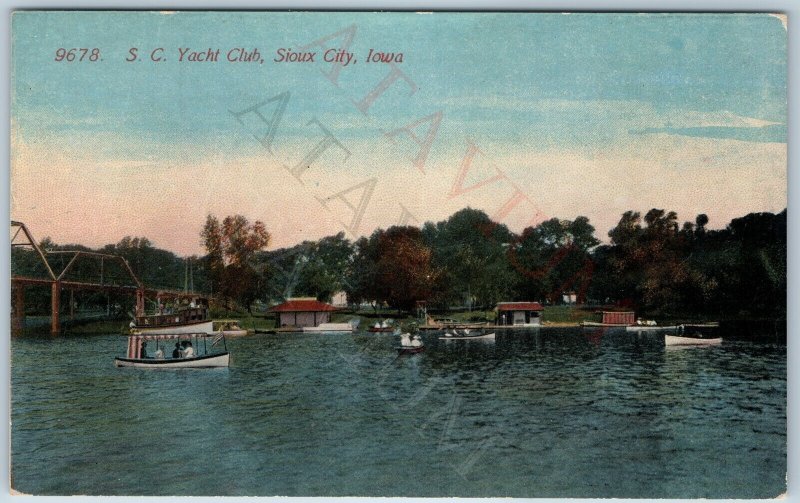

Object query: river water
[11,328,786,497]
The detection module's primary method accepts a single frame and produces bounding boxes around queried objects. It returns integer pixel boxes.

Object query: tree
[201,214,271,312]
[599,208,719,315]
[423,208,516,309]
[344,236,378,308]
[510,216,599,304]
[373,226,442,312]
[294,233,354,302]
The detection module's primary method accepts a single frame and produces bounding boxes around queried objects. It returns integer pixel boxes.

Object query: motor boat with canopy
[115,332,230,368]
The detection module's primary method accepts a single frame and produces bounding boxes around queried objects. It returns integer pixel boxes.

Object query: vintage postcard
[9,10,787,498]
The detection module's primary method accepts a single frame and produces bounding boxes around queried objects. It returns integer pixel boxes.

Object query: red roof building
[496,302,544,326]
[268,297,338,328]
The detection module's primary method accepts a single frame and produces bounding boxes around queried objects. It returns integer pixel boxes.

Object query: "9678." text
[54,48,102,62]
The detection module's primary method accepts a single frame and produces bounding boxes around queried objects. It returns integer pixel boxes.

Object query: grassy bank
[21,306,743,336]
[21,306,594,335]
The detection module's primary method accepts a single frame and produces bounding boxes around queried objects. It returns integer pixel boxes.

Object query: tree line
[13,207,786,320]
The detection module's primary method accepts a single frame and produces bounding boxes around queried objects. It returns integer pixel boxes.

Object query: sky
[10,11,787,255]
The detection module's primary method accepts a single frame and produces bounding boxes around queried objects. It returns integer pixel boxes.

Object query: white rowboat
[439,332,496,340]
[665,335,722,347]
[115,352,230,368]
[580,321,630,327]
[626,325,678,332]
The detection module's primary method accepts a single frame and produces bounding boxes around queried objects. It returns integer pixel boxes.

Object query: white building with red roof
[496,302,544,326]
[268,297,338,328]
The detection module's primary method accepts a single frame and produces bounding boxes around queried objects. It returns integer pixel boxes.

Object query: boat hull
[115,352,230,368]
[581,321,631,327]
[396,345,425,354]
[221,329,248,337]
[665,335,722,347]
[131,320,214,335]
[439,332,496,340]
[626,325,678,332]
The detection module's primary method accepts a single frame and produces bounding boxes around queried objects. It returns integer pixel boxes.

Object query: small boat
[680,322,720,328]
[367,319,395,332]
[625,325,678,332]
[439,330,496,340]
[396,333,424,354]
[396,345,426,354]
[214,319,248,337]
[419,315,487,330]
[580,321,631,328]
[130,298,213,335]
[665,334,722,347]
[115,332,229,368]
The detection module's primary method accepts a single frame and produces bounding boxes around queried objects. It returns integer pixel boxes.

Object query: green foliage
[201,214,271,312]
[345,226,443,312]
[509,216,598,304]
[21,207,785,323]
[422,208,516,309]
[262,232,354,303]
[591,208,786,318]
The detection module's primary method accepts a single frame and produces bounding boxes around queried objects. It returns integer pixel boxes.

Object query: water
[11,328,786,497]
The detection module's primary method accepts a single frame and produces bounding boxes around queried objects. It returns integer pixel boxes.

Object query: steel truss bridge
[11,221,200,335]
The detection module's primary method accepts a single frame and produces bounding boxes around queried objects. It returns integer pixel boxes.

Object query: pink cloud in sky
[11,129,786,257]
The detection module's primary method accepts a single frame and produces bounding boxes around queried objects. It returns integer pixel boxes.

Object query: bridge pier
[51,281,61,335]
[136,288,145,317]
[11,285,25,333]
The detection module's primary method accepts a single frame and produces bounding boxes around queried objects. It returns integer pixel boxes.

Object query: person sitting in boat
[400,333,412,347]
[154,347,164,359]
[172,342,182,358]
[183,341,195,358]
[140,341,148,359]
[410,335,422,347]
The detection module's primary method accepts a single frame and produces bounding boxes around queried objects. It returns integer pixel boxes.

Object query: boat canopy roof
[124,332,216,341]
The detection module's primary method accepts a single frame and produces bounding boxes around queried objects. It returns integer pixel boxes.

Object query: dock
[418,323,566,331]
[254,327,304,334]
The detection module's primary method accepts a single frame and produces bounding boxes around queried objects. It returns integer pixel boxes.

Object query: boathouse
[496,302,544,326]
[594,311,635,325]
[268,297,338,328]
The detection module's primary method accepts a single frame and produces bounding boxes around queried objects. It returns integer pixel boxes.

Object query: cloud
[632,124,786,143]
[434,96,785,143]
[11,105,787,255]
